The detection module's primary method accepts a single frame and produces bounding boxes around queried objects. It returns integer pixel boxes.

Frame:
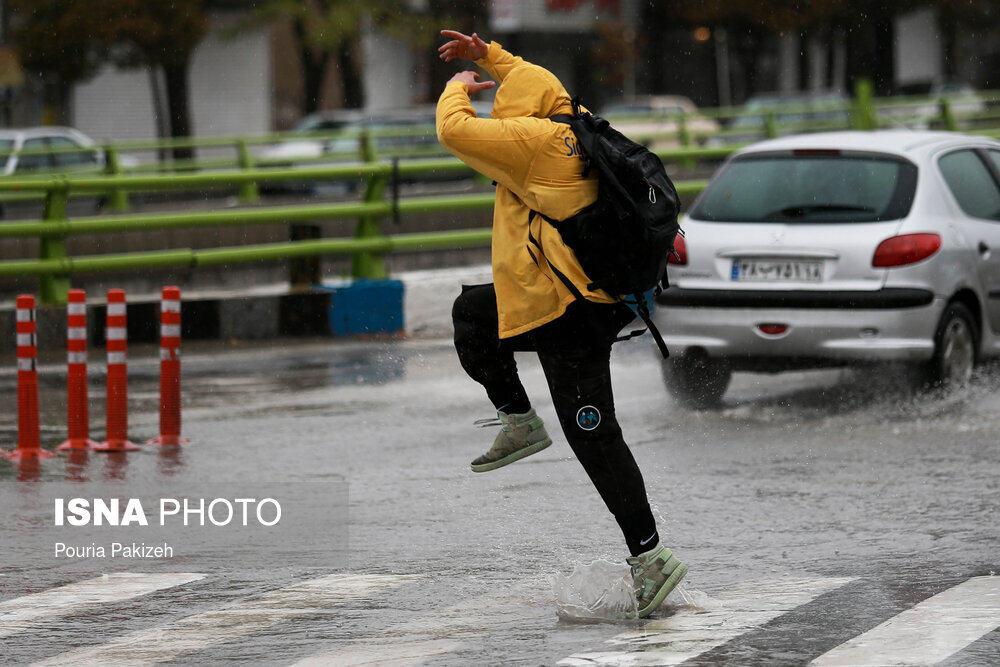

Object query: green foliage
[8,0,209,82]
[8,0,114,85]
[105,0,210,69]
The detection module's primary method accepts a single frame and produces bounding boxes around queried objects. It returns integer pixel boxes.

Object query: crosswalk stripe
[295,639,463,667]
[0,573,205,640]
[559,577,856,666]
[33,573,418,666]
[810,575,1000,666]
[292,585,535,665]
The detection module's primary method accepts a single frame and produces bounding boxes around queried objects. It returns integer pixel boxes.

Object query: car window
[690,152,918,223]
[49,136,96,167]
[987,149,1000,183]
[16,137,52,172]
[938,149,1000,221]
[0,139,14,172]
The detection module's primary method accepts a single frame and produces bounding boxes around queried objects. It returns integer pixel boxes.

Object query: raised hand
[447,71,496,95]
[439,30,489,62]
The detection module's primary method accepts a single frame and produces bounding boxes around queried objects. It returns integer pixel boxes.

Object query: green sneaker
[627,542,687,618]
[470,408,553,473]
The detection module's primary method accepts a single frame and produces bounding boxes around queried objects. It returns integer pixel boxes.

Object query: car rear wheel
[662,352,732,409]
[923,302,977,389]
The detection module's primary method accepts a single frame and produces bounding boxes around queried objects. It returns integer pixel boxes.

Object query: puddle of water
[552,559,638,623]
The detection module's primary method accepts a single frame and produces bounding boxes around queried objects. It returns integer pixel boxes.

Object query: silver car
[0,126,104,175]
[656,130,1000,407]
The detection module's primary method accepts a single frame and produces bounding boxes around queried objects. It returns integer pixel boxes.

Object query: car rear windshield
[690,151,918,223]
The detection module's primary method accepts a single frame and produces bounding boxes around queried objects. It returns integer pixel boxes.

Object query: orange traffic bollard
[57,289,99,451]
[147,286,189,446]
[4,295,56,461]
[93,289,140,452]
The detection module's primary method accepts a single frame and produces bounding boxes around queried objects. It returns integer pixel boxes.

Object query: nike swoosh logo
[639,533,657,546]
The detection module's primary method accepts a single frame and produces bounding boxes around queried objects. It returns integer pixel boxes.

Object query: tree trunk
[294,17,329,115]
[162,61,194,161]
[844,11,894,95]
[338,38,364,109]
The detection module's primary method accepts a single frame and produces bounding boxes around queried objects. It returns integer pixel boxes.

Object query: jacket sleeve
[474,41,525,84]
[436,81,551,196]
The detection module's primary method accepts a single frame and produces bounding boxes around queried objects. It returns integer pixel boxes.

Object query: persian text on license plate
[731,259,823,282]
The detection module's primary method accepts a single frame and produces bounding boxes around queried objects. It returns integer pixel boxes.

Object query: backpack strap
[626,292,670,359]
[527,212,670,359]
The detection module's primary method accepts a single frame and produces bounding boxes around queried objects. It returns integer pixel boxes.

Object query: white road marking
[33,573,417,666]
[559,577,856,666]
[0,572,205,640]
[295,639,463,667]
[292,584,534,666]
[811,575,1000,666]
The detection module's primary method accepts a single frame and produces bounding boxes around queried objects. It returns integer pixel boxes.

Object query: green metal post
[852,78,878,130]
[38,186,71,305]
[677,113,695,169]
[677,112,691,147]
[104,145,129,212]
[939,99,957,131]
[764,111,778,138]
[237,138,260,202]
[352,131,388,280]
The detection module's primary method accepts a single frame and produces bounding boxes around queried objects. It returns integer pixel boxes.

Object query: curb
[0,266,494,351]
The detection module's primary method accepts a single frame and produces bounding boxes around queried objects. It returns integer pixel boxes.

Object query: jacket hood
[491,64,573,120]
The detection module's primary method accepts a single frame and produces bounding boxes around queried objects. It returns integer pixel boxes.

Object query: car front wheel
[662,352,732,409]
[923,302,977,389]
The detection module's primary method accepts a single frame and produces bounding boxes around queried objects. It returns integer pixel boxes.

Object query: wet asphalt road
[0,336,999,665]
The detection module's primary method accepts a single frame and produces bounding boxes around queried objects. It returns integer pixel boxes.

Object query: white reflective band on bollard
[162,300,181,313]
[160,324,181,338]
[16,333,37,347]
[16,309,33,322]
[67,351,88,364]
[67,327,87,340]
[107,352,127,365]
[160,348,181,361]
[107,303,127,316]
[17,358,36,372]
[67,303,87,316]
[106,328,127,341]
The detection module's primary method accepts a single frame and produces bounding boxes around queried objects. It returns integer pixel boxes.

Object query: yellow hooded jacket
[436,41,615,339]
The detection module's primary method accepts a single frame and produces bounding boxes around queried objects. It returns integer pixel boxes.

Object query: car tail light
[872,233,941,267]
[669,234,687,265]
[758,323,788,336]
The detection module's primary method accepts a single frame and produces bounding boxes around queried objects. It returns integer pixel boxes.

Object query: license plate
[731,259,823,282]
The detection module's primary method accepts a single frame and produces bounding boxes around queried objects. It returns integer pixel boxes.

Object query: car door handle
[979,241,990,256]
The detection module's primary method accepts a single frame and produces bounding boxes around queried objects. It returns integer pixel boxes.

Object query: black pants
[452,284,658,556]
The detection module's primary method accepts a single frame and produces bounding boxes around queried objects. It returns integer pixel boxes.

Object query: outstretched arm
[438,30,489,63]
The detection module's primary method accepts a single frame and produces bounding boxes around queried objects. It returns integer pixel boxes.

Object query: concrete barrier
[0,265,494,351]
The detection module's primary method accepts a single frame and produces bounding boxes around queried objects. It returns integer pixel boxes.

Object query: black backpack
[534,97,681,358]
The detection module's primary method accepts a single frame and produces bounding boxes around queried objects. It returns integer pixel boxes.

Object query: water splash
[674,582,712,610]
[552,559,638,622]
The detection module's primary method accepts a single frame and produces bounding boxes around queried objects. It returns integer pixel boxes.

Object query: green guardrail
[4,77,999,308]
[0,146,713,306]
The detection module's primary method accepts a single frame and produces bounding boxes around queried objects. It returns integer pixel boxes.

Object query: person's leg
[452,284,551,471]
[452,283,530,413]
[533,331,659,555]
[532,301,686,617]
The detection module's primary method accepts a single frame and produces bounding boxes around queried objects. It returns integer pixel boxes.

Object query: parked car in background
[884,80,988,129]
[601,95,720,148]
[0,126,106,176]
[259,109,441,164]
[712,91,852,145]
[656,130,1000,408]
[258,108,454,193]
